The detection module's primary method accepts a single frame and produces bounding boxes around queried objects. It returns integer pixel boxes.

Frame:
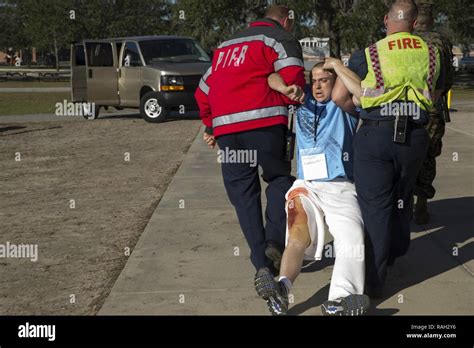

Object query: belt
[362,119,425,129]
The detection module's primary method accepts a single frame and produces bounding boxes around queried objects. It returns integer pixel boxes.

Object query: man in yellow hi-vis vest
[338,0,446,298]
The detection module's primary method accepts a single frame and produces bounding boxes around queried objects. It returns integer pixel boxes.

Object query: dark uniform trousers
[414,111,446,199]
[354,124,430,289]
[216,125,295,271]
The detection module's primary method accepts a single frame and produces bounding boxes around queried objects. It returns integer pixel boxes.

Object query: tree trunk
[329,29,342,58]
[53,33,59,71]
[334,30,342,58]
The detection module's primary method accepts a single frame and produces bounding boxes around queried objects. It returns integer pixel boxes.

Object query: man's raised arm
[268,73,305,103]
[324,57,362,107]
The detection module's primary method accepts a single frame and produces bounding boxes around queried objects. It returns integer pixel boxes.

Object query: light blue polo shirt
[296,86,358,182]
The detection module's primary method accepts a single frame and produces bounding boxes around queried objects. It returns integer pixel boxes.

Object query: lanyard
[313,104,325,145]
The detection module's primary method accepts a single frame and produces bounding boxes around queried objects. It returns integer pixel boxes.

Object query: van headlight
[161,76,184,91]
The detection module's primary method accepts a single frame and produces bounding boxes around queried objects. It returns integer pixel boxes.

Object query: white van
[71,36,211,122]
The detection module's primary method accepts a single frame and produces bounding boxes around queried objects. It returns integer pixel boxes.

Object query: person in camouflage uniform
[413,1,455,224]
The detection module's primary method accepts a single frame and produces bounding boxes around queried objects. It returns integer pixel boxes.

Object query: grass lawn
[451,87,474,102]
[0,93,70,116]
[0,81,70,88]
[0,86,470,117]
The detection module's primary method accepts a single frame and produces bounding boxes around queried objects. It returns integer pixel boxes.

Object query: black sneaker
[321,294,370,316]
[265,242,283,272]
[254,267,289,316]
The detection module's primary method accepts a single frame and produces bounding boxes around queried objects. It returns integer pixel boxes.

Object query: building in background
[299,37,330,71]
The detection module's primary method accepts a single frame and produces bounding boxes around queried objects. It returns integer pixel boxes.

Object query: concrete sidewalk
[99,102,473,315]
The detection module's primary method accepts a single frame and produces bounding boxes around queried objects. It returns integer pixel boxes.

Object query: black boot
[415,195,430,225]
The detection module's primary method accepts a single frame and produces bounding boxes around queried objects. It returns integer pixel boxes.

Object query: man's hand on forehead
[323,57,343,72]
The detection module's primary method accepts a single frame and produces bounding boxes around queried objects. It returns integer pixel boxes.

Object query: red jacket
[195,19,305,138]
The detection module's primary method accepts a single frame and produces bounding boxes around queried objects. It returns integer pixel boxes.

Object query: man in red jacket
[195,5,305,294]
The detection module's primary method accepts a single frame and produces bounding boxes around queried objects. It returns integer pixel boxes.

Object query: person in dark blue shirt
[346,0,446,299]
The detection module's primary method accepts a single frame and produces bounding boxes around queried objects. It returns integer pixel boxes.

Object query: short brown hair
[265,5,291,20]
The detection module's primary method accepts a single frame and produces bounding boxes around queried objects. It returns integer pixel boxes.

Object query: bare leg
[280,196,311,284]
[280,239,307,283]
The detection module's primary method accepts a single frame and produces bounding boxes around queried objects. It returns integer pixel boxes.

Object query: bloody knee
[287,195,311,248]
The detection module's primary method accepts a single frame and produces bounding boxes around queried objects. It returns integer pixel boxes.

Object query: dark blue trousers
[354,125,429,289]
[216,125,295,271]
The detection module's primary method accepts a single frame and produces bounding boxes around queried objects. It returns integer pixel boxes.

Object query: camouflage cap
[416,0,434,26]
[417,0,434,11]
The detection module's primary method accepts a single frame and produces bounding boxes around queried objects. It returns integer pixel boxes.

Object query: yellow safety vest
[360,32,441,112]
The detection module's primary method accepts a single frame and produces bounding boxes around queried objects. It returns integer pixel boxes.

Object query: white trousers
[286,179,365,300]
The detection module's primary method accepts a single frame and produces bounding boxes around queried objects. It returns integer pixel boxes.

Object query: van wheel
[140,92,168,123]
[83,104,100,120]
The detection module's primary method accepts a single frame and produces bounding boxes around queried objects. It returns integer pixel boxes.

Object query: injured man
[254,59,370,316]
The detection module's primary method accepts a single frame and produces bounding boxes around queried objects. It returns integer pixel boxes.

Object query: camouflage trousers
[414,114,446,199]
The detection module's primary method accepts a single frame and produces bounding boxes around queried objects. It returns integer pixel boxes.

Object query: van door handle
[88,69,93,78]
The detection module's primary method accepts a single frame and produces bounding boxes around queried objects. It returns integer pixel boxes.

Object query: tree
[168,0,268,50]
[20,0,75,70]
[433,0,474,52]
[340,0,387,52]
[169,0,225,49]
[1,0,470,66]
[276,0,319,42]
[275,0,387,56]
[0,1,34,61]
[103,0,171,38]
[309,0,388,57]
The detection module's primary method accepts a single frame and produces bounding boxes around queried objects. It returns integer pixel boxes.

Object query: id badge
[301,152,329,181]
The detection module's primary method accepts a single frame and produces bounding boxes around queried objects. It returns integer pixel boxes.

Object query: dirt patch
[0,117,201,314]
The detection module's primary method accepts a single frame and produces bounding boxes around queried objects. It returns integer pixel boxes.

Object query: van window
[122,42,143,67]
[86,42,114,67]
[139,39,210,65]
[74,44,85,66]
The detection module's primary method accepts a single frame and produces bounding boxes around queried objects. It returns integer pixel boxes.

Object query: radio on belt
[393,114,408,143]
